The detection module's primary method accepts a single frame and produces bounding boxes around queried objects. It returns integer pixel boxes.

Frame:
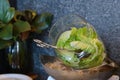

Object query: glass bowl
[40,14,117,80]
[41,55,116,80]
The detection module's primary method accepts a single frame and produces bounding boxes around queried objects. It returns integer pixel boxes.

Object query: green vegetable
[56,26,105,69]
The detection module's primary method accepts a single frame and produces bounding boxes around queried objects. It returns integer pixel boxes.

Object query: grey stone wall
[17,0,120,78]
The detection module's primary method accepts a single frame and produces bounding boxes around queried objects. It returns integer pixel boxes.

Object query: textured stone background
[17,0,120,79]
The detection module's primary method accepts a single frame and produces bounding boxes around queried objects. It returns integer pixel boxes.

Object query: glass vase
[0,49,10,74]
[6,39,33,74]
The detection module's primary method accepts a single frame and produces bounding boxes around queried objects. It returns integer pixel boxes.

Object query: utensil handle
[34,39,57,49]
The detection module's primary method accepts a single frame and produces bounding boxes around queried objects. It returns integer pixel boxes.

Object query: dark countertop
[17,0,120,79]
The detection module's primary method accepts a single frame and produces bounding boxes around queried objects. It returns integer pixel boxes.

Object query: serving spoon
[34,39,90,59]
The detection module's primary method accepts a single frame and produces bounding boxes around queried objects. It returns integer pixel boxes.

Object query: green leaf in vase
[13,11,25,21]
[33,12,53,33]
[3,7,15,23]
[0,39,13,50]
[24,10,36,22]
[0,0,10,21]
[0,21,5,28]
[0,0,15,23]
[0,24,13,40]
[13,20,31,37]
[13,10,36,22]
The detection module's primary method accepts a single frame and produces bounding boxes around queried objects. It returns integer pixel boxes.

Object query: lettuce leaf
[56,26,105,69]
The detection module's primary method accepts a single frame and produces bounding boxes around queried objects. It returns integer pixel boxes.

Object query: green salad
[56,26,106,69]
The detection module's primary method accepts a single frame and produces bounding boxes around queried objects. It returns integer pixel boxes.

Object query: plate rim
[0,73,32,80]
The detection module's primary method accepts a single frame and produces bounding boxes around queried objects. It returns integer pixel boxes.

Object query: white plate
[47,76,55,80]
[0,73,32,80]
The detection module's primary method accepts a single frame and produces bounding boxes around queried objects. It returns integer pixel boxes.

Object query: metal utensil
[33,39,73,51]
[33,39,90,59]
